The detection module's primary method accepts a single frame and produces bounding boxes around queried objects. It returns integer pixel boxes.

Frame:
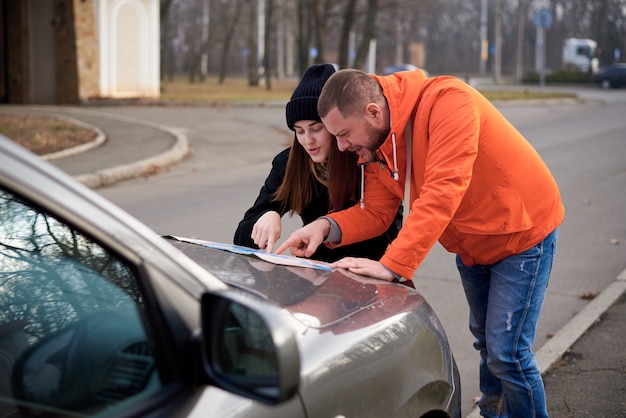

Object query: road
[96,85,626,416]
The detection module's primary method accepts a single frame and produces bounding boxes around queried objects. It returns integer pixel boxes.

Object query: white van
[562,38,599,72]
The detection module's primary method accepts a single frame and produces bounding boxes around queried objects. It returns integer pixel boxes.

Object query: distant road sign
[534,8,553,29]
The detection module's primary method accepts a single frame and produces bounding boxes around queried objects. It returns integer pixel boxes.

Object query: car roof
[599,63,626,70]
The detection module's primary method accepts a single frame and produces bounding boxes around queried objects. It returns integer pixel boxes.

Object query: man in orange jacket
[277,68,564,418]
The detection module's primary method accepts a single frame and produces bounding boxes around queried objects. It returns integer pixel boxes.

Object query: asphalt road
[85,85,626,416]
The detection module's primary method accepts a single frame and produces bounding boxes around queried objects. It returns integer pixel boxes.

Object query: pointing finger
[266,237,275,253]
[274,239,292,255]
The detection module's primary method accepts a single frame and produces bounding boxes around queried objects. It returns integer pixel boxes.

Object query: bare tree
[423,0,481,73]
[295,0,315,74]
[188,14,212,82]
[170,0,212,83]
[337,0,357,68]
[263,0,275,89]
[218,0,245,83]
[352,0,378,70]
[247,0,260,86]
[161,0,626,82]
[589,0,626,65]
[160,0,176,81]
[312,0,324,63]
[515,0,528,81]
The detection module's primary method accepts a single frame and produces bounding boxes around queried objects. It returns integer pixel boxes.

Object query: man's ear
[365,103,384,126]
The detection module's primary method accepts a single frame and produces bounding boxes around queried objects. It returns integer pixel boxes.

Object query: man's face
[322,107,387,160]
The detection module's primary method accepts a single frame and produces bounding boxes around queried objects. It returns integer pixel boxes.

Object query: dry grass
[159,76,299,103]
[0,115,97,155]
[481,89,577,100]
[157,75,576,103]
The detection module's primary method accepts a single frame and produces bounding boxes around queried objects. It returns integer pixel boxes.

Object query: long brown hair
[274,134,359,215]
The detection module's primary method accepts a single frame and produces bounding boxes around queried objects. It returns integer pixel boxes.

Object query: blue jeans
[456,229,558,418]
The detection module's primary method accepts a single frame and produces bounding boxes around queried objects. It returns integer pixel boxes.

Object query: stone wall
[54,0,80,104]
[2,0,157,104]
[5,0,30,104]
[73,0,100,101]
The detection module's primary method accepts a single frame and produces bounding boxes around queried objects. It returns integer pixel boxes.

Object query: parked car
[0,134,460,418]
[383,63,430,77]
[592,63,626,89]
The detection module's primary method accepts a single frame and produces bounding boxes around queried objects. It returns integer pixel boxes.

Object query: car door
[0,186,170,416]
[617,67,626,87]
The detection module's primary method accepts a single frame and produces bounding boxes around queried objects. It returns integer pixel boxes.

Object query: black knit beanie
[285,63,336,131]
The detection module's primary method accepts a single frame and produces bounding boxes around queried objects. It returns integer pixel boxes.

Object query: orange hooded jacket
[327,71,564,279]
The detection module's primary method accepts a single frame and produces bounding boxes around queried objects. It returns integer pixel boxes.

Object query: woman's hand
[252,211,281,253]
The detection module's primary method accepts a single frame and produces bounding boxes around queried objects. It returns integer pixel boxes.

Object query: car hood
[165,237,423,331]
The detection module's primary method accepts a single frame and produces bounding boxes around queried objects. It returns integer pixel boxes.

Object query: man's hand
[275,218,330,257]
[331,257,395,281]
[252,211,281,253]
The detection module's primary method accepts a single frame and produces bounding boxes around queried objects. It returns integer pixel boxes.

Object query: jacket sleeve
[327,162,402,245]
[233,148,290,248]
[381,86,479,278]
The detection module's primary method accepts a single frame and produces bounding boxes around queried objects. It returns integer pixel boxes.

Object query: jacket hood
[371,70,427,142]
[367,70,428,180]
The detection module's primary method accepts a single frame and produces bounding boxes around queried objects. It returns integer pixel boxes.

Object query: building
[0,0,159,104]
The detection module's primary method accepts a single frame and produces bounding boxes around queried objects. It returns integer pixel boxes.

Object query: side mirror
[200,291,300,404]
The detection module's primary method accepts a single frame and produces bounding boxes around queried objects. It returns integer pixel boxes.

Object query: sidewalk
[0,105,189,189]
[543,285,626,417]
[3,103,625,417]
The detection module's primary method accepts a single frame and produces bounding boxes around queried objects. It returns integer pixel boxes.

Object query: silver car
[0,135,461,418]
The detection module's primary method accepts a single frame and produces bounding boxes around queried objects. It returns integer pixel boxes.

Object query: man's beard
[364,122,389,152]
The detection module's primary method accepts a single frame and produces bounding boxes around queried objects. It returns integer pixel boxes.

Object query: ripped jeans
[456,228,558,418]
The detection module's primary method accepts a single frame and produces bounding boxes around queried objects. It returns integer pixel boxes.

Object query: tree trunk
[312,0,324,63]
[263,0,274,90]
[247,0,259,86]
[338,0,357,69]
[159,0,174,81]
[188,24,212,83]
[219,0,244,84]
[296,0,314,75]
[515,0,527,81]
[352,0,378,70]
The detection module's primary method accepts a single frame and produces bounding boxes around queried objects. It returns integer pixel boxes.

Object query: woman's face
[293,120,333,164]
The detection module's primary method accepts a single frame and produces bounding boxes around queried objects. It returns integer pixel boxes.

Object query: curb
[465,267,626,418]
[2,105,190,190]
[534,269,626,373]
[75,121,189,189]
[52,108,190,190]
[41,115,107,161]
[489,97,582,107]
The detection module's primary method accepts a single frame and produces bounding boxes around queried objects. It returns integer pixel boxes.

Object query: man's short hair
[318,69,385,119]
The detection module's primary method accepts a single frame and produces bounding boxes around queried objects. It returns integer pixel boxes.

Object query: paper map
[166,236,332,271]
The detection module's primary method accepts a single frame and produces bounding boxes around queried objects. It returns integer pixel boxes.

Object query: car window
[0,189,161,417]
